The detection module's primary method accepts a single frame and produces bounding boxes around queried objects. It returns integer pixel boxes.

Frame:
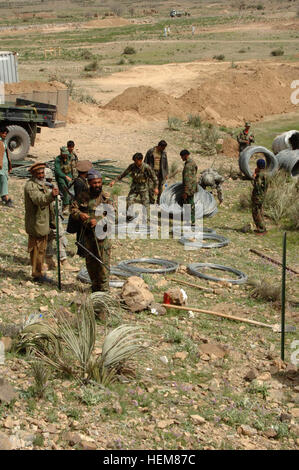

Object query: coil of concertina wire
[179,233,229,249]
[239,146,278,179]
[77,265,138,284]
[117,258,179,274]
[159,183,218,219]
[187,263,247,284]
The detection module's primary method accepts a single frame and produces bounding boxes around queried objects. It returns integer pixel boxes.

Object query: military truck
[170,9,190,17]
[0,97,64,161]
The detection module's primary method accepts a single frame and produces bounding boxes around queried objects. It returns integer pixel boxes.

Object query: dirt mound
[222,136,239,158]
[5,80,67,94]
[84,17,130,29]
[104,86,188,119]
[103,63,299,127]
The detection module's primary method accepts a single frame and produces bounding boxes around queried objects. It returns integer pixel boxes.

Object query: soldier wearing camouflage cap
[237,121,255,154]
[54,146,73,213]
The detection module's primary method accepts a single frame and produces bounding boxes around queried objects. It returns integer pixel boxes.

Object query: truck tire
[6,125,31,161]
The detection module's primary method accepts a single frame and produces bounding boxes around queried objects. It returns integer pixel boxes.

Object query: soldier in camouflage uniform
[237,122,255,154]
[251,159,268,234]
[54,146,73,212]
[71,169,112,292]
[144,140,169,205]
[67,140,79,178]
[180,149,198,225]
[110,153,158,221]
[199,168,224,204]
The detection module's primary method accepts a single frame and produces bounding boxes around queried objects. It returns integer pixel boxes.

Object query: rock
[47,424,57,434]
[208,379,220,391]
[159,356,169,365]
[0,431,12,450]
[80,440,97,450]
[239,424,257,437]
[190,415,206,425]
[280,413,292,422]
[257,372,271,382]
[157,419,174,429]
[62,432,81,446]
[3,416,14,429]
[121,276,154,312]
[0,337,12,352]
[290,408,299,418]
[164,287,187,306]
[244,369,258,382]
[198,343,227,359]
[173,351,188,361]
[264,429,278,439]
[0,377,18,404]
[149,302,167,316]
[200,354,210,362]
[268,389,285,402]
[269,365,279,375]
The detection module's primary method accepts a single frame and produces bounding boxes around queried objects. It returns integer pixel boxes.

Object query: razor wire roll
[187,263,247,284]
[159,183,218,219]
[272,130,299,155]
[117,258,179,274]
[275,149,299,177]
[239,146,278,179]
[179,233,229,249]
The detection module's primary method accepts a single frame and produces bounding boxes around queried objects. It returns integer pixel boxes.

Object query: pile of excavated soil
[5,80,67,94]
[84,17,130,28]
[104,86,188,119]
[103,63,299,127]
[221,136,240,158]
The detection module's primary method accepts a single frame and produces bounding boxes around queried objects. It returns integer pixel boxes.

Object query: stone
[0,431,12,450]
[244,369,258,382]
[3,416,14,429]
[264,429,278,439]
[190,415,206,425]
[62,432,81,446]
[198,343,227,359]
[164,287,187,306]
[290,408,299,418]
[280,413,292,422]
[121,276,154,312]
[149,302,167,316]
[268,389,285,402]
[80,440,97,450]
[173,351,188,361]
[0,337,12,352]
[0,377,18,404]
[257,372,271,382]
[47,424,57,434]
[208,379,220,391]
[239,424,257,437]
[200,354,210,362]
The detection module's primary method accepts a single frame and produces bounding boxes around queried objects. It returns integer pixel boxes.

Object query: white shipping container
[0,51,19,84]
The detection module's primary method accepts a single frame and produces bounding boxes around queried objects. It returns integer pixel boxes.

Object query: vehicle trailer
[0,97,65,161]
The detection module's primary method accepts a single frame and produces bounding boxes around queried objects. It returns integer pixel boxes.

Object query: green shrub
[84,60,99,72]
[187,114,202,128]
[123,46,136,55]
[213,54,225,61]
[168,116,182,131]
[271,49,284,56]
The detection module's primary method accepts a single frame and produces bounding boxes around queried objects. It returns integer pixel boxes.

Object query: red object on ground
[163,293,171,304]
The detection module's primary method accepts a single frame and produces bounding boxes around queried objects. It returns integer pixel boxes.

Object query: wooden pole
[281,233,287,361]
[169,278,216,293]
[162,304,273,329]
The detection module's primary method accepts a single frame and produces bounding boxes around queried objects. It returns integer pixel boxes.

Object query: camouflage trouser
[84,234,110,292]
[57,177,70,206]
[46,227,68,261]
[252,202,266,232]
[127,187,150,221]
[185,195,196,225]
[149,171,164,205]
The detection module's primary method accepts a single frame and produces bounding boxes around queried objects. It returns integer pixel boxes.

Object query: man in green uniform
[71,169,112,292]
[180,149,198,225]
[54,146,73,213]
[237,122,255,154]
[24,162,59,283]
[251,159,268,235]
[144,140,169,205]
[110,153,158,221]
[67,140,78,178]
[0,126,13,207]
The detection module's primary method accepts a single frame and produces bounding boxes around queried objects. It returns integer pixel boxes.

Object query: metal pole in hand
[55,196,62,290]
[281,232,287,361]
